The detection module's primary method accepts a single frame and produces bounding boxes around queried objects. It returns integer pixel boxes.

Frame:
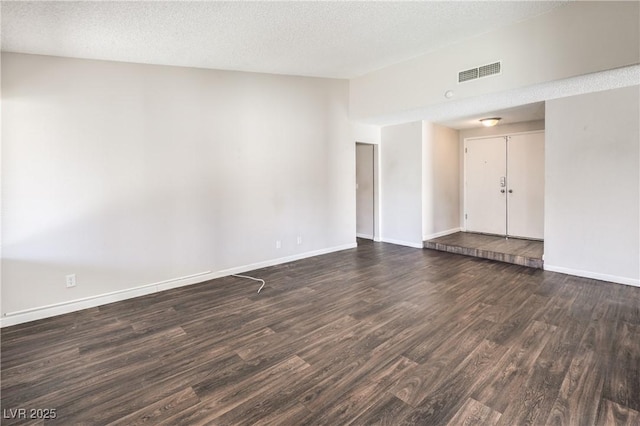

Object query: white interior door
[465,137,507,235]
[507,132,545,239]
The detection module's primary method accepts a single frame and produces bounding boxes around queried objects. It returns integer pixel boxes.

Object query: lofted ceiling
[1,1,568,79]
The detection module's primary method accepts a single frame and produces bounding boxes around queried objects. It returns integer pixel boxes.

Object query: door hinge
[465,213,468,219]
[465,148,468,153]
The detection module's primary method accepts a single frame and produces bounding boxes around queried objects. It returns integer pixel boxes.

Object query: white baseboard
[380,238,424,249]
[213,243,357,278]
[356,233,374,240]
[0,271,214,328]
[423,227,461,241]
[0,242,357,328]
[544,264,640,288]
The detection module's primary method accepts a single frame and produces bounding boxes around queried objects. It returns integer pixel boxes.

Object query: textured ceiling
[1,1,567,79]
[439,102,546,130]
[375,64,640,128]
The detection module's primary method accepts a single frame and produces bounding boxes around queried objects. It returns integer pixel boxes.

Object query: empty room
[1,1,639,425]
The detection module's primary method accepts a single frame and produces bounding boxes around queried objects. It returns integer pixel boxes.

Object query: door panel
[507,133,545,239]
[465,137,506,235]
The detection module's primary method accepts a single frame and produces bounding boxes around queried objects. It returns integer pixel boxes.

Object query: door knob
[500,189,505,193]
[508,189,513,193]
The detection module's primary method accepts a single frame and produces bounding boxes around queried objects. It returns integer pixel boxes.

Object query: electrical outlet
[276,240,281,249]
[297,236,302,245]
[66,274,77,288]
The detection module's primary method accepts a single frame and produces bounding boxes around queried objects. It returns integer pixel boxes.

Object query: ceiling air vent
[458,61,502,83]
[479,61,501,78]
[458,68,478,83]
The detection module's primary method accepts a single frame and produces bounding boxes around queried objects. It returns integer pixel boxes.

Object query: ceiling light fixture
[480,117,501,127]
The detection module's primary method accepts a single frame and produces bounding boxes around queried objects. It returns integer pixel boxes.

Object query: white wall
[380,122,423,248]
[350,2,639,122]
[422,122,460,240]
[1,53,355,323]
[545,86,639,286]
[352,122,381,145]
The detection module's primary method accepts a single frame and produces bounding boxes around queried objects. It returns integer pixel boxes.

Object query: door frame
[463,130,545,237]
[355,142,380,241]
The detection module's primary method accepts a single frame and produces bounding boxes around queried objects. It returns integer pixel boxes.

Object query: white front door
[465,137,507,235]
[465,131,545,239]
[507,133,545,239]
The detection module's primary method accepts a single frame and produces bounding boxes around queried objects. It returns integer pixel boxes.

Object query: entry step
[424,232,543,269]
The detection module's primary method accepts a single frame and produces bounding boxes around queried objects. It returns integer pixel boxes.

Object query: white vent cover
[459,61,501,83]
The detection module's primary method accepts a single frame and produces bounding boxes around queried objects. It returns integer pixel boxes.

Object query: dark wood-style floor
[2,240,639,425]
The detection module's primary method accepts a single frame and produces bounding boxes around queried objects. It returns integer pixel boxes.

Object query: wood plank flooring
[2,239,639,425]
[424,232,544,269]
